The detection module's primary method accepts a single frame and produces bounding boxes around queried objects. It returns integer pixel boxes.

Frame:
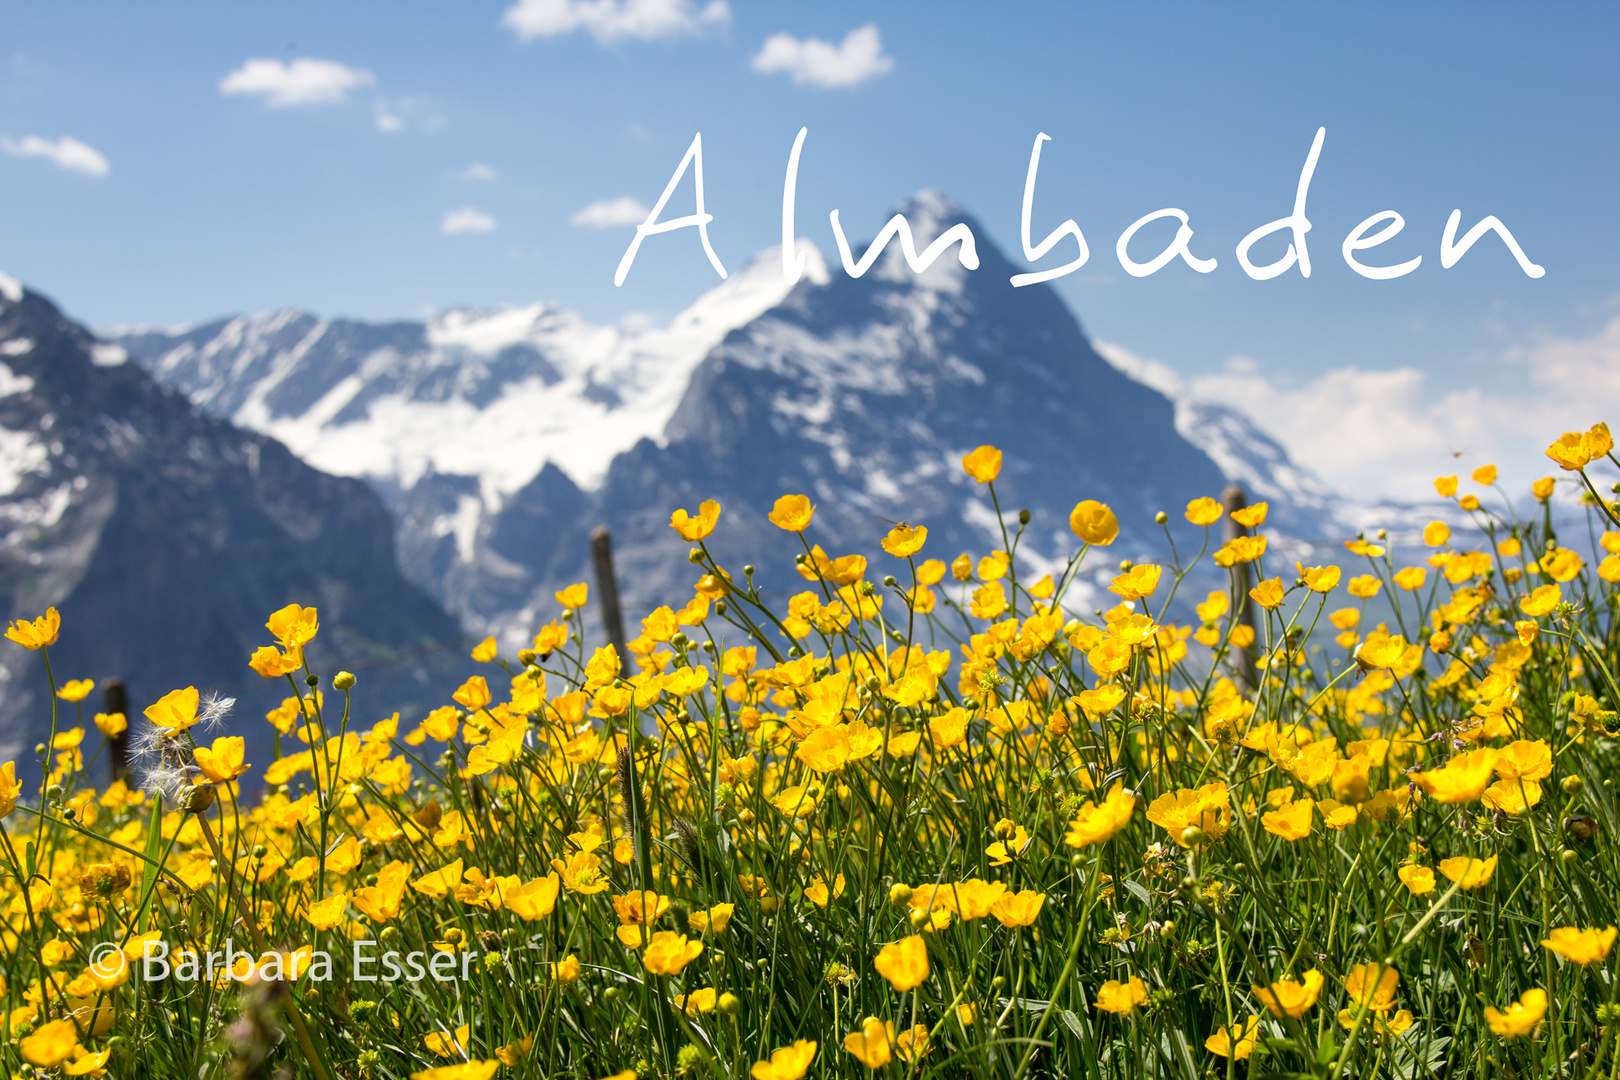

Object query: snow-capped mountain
[111,193,1404,643]
[0,281,467,762]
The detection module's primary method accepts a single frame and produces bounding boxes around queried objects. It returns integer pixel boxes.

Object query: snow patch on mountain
[115,242,826,507]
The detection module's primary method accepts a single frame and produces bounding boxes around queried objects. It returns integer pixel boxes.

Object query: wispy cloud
[503,0,729,44]
[442,207,497,235]
[464,163,498,181]
[1,134,109,176]
[752,24,893,88]
[219,58,375,107]
[1098,317,1620,501]
[570,196,650,228]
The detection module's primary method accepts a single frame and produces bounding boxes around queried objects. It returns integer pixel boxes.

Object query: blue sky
[2,1,1617,498]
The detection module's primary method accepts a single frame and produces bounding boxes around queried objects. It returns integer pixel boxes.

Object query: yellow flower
[961,445,1002,483]
[1533,475,1556,499]
[768,494,815,532]
[1347,574,1381,598]
[676,988,718,1016]
[20,1018,78,1067]
[1397,865,1434,896]
[1434,475,1458,496]
[1249,577,1285,609]
[1094,976,1148,1015]
[555,582,589,610]
[304,892,349,930]
[804,875,846,908]
[353,860,414,923]
[5,607,60,651]
[1343,963,1399,1012]
[550,850,610,895]
[144,686,200,731]
[1392,567,1427,591]
[1146,783,1229,847]
[880,523,927,558]
[1423,521,1450,547]
[1412,748,1498,803]
[1519,583,1561,616]
[874,934,929,991]
[1185,497,1223,526]
[643,931,703,976]
[94,711,127,737]
[989,890,1045,928]
[266,603,319,648]
[424,1023,470,1058]
[1065,783,1136,847]
[751,1039,817,1080]
[1227,501,1266,529]
[1545,422,1612,470]
[0,761,20,818]
[1204,1016,1260,1059]
[552,954,581,983]
[470,637,497,662]
[1252,969,1323,1018]
[409,1063,500,1080]
[1069,500,1119,546]
[1300,565,1341,592]
[670,499,721,541]
[1437,854,1498,890]
[56,678,95,702]
[1484,988,1547,1037]
[1109,564,1161,601]
[452,675,491,711]
[1261,799,1312,841]
[249,644,302,678]
[193,736,250,784]
[1541,926,1617,966]
[843,1018,895,1069]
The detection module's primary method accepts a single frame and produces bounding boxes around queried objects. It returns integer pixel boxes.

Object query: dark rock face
[0,286,468,765]
[562,194,1232,618]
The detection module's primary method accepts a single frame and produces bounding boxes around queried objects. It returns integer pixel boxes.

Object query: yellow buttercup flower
[961,445,1002,483]
[873,934,929,991]
[1437,854,1498,890]
[670,499,721,541]
[880,523,927,558]
[1094,976,1147,1015]
[19,1017,78,1067]
[1204,1015,1259,1059]
[768,494,815,532]
[1412,749,1499,804]
[1484,988,1547,1037]
[751,1040,817,1080]
[56,678,95,702]
[843,1018,895,1069]
[1185,497,1223,526]
[144,686,201,731]
[5,607,60,651]
[1343,963,1399,1012]
[1252,969,1323,1018]
[1249,577,1285,609]
[1069,500,1118,546]
[642,931,703,976]
[1541,926,1617,966]
[1064,783,1136,847]
[1230,502,1267,528]
[1397,865,1435,896]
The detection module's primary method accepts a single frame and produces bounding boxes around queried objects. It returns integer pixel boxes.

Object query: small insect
[873,514,909,531]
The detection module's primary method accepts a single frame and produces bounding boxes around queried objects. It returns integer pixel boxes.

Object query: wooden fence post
[591,526,631,678]
[103,678,130,783]
[1222,484,1259,693]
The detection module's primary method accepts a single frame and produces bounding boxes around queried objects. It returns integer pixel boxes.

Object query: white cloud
[751,24,893,88]
[376,111,404,132]
[1,135,109,176]
[442,207,497,235]
[1099,317,1620,502]
[570,195,650,228]
[503,0,729,44]
[464,163,498,181]
[219,58,375,107]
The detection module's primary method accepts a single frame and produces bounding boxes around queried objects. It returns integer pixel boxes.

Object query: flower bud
[1154,511,1168,525]
[1018,509,1032,525]
[1562,774,1583,794]
[688,548,704,564]
[888,883,912,907]
[443,928,464,945]
[305,673,319,688]
[332,671,355,691]
[718,991,741,1016]
[1180,826,1206,847]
